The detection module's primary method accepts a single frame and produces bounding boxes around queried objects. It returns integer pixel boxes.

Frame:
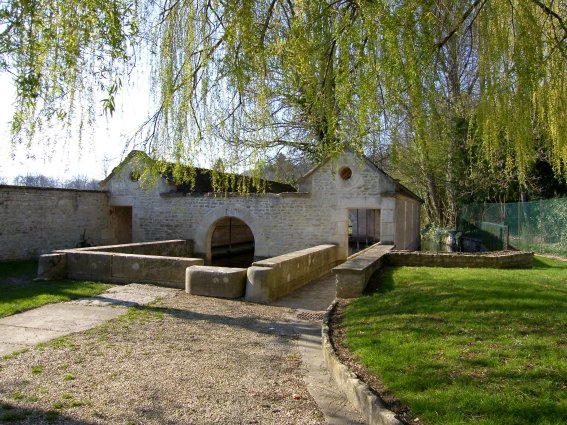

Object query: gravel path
[0,294,327,424]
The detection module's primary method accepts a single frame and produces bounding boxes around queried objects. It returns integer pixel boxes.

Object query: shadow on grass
[532,256,567,269]
[343,257,567,424]
[0,260,111,318]
[362,257,567,316]
[0,401,97,424]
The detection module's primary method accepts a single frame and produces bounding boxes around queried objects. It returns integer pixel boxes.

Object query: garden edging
[322,301,403,425]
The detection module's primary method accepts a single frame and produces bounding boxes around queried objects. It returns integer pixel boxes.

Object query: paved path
[275,273,366,424]
[0,275,365,424]
[0,284,179,356]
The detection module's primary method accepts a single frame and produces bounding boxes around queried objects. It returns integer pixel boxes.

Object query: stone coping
[64,239,193,256]
[159,191,311,198]
[333,245,394,273]
[0,184,105,194]
[322,301,403,425]
[386,250,534,268]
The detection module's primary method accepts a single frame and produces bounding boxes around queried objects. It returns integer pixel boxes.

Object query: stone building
[100,149,422,265]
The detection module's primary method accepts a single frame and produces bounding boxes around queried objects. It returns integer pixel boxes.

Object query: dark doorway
[348,209,380,255]
[111,206,132,244]
[211,217,255,267]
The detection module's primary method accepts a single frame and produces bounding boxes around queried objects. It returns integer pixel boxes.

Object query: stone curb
[322,301,404,425]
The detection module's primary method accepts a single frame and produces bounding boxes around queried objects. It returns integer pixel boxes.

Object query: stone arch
[209,216,254,266]
[194,205,263,265]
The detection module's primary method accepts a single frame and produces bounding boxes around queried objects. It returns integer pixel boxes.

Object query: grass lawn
[0,260,113,318]
[342,256,567,425]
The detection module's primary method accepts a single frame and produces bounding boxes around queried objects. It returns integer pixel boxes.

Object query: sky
[0,73,150,184]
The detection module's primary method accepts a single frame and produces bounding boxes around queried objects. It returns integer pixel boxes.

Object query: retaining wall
[246,244,340,303]
[37,240,202,289]
[334,248,534,299]
[334,244,394,298]
[322,302,403,425]
[0,185,115,261]
[186,266,247,299]
[386,250,534,269]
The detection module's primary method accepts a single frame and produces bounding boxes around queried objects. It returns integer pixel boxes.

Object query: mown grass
[0,260,112,318]
[342,256,567,425]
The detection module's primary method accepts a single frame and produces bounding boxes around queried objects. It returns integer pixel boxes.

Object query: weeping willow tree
[2,0,566,224]
[0,0,138,146]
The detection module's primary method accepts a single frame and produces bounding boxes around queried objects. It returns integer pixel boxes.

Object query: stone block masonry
[334,244,394,298]
[334,247,535,299]
[0,186,115,261]
[186,266,247,299]
[246,244,340,303]
[385,250,534,269]
[37,240,203,289]
[103,150,422,263]
[77,239,194,257]
[3,149,423,263]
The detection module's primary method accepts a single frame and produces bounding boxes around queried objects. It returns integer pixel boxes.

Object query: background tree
[13,174,58,188]
[11,173,99,189]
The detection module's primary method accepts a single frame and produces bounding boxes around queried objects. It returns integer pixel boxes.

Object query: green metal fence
[458,198,567,255]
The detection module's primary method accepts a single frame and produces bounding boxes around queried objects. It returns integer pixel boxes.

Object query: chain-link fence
[458,198,567,255]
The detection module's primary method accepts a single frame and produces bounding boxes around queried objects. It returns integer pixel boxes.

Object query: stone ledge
[186,266,247,299]
[322,301,403,425]
[386,250,534,269]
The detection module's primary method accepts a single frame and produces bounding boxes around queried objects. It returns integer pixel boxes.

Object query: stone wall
[1,151,422,263]
[386,250,534,269]
[0,185,115,261]
[334,244,394,298]
[333,248,534,299]
[246,244,340,303]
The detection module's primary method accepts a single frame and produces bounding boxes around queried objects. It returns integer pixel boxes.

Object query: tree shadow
[532,256,567,269]
[363,267,396,295]
[0,401,100,424]
[126,301,319,340]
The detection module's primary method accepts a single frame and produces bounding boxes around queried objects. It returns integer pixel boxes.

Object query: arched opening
[210,216,255,267]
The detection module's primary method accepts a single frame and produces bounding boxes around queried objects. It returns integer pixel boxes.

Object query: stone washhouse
[99,149,422,267]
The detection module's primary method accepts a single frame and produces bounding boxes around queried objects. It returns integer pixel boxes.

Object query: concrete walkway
[0,275,365,424]
[0,284,180,356]
[275,273,366,424]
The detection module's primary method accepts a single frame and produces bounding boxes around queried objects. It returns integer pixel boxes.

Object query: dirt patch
[0,294,325,424]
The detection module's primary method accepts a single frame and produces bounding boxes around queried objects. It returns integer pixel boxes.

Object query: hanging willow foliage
[0,0,138,144]
[2,0,566,193]
[145,0,566,182]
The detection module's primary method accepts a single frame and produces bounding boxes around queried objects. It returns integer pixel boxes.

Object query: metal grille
[296,311,325,321]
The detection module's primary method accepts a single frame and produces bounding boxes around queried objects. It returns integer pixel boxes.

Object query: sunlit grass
[0,260,112,318]
[343,256,567,425]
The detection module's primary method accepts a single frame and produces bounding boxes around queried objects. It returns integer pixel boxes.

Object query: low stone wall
[386,250,534,269]
[322,302,403,425]
[246,244,339,304]
[333,247,534,299]
[334,244,394,298]
[186,266,247,299]
[37,240,203,289]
